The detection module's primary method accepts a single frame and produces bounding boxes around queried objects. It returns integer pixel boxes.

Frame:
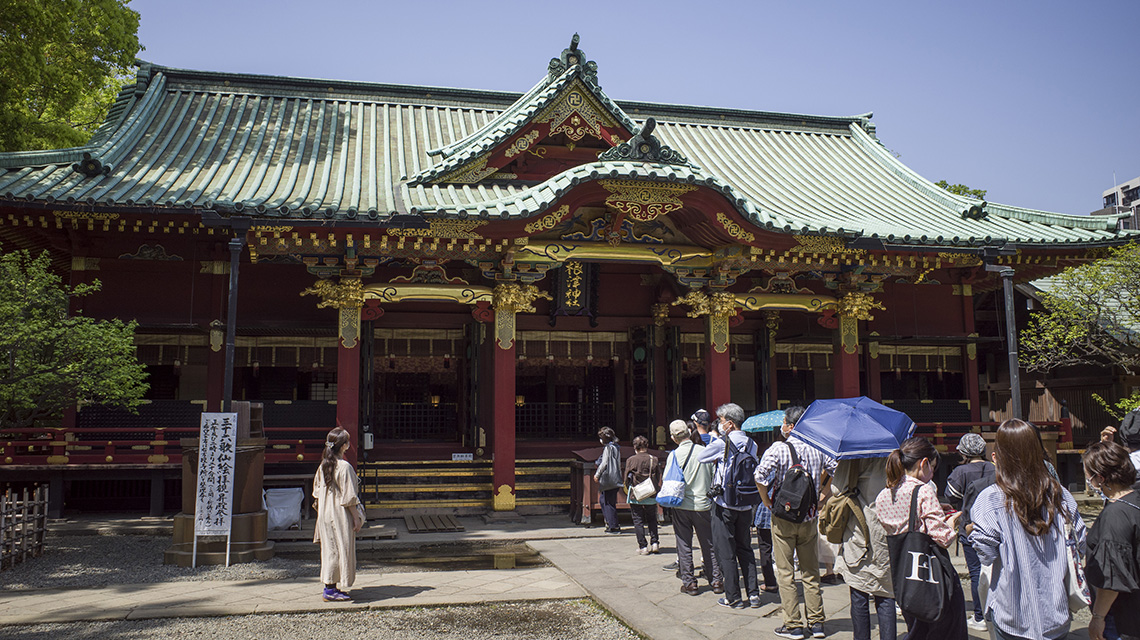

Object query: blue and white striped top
[969,483,1086,640]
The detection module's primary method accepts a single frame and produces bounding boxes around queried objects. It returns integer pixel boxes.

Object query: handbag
[656,446,695,507]
[631,476,657,501]
[886,486,957,623]
[1063,514,1091,613]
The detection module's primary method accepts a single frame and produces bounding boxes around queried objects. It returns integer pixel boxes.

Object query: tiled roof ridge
[847,124,1121,232]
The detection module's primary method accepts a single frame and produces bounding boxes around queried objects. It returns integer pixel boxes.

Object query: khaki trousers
[771,516,825,628]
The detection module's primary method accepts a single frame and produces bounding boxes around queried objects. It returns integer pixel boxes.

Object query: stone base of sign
[164,509,275,567]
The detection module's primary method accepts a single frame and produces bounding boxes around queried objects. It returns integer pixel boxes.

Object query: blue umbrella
[742,410,785,433]
[788,397,915,460]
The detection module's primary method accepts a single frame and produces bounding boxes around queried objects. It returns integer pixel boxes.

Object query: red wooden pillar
[705,313,732,411]
[833,314,861,398]
[489,285,528,512]
[337,335,361,467]
[491,325,517,510]
[960,284,982,422]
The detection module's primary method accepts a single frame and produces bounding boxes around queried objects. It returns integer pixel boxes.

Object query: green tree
[0,249,147,429]
[0,0,142,152]
[936,180,987,200]
[1020,243,1140,416]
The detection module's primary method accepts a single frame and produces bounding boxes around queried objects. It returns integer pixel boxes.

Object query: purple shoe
[322,587,350,601]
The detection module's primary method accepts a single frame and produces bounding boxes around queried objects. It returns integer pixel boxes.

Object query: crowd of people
[305,400,1140,640]
[606,403,1140,640]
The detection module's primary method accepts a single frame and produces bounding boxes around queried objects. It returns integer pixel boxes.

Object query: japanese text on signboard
[194,412,237,536]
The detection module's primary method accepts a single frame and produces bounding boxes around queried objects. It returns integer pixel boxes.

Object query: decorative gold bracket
[492,283,552,349]
[301,277,365,348]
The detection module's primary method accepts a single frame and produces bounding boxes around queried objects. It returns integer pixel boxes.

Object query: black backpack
[771,442,817,523]
[722,436,762,508]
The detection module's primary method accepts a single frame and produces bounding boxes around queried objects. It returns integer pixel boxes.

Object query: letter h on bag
[905,551,940,584]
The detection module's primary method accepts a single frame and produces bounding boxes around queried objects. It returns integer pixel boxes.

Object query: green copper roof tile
[0,56,1133,246]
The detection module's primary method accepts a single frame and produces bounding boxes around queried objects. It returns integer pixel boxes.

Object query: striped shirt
[969,483,1086,640]
[754,439,836,521]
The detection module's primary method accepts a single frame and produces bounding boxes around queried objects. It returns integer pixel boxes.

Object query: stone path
[0,514,1094,639]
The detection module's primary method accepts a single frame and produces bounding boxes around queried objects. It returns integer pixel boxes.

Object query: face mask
[599,439,604,444]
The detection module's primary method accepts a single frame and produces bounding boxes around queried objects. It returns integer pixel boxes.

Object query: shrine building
[0,36,1132,515]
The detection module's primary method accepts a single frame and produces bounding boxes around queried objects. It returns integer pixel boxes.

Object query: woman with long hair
[312,426,364,601]
[970,419,1085,639]
[1083,440,1140,640]
[874,436,965,640]
[593,427,622,533]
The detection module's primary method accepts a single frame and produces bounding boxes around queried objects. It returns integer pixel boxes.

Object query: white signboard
[194,412,238,537]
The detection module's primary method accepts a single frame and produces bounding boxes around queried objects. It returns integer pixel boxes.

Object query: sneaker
[820,573,843,585]
[749,594,762,608]
[680,583,699,596]
[662,561,678,571]
[717,597,747,610]
[774,626,805,640]
[810,623,825,638]
[967,616,987,631]
[605,527,622,534]
[710,581,724,594]
[322,587,350,602]
[638,547,649,555]
[649,542,659,553]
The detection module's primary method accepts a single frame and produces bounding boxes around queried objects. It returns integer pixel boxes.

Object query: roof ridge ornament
[548,33,598,85]
[598,118,692,166]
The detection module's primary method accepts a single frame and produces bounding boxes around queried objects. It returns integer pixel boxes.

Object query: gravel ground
[0,601,641,640]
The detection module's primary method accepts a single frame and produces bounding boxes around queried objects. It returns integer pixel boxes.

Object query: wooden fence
[1,484,47,571]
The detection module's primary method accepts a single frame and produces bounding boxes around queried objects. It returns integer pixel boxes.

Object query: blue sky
[131,0,1139,217]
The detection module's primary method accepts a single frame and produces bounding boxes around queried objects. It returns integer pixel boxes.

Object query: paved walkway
[2,514,1094,639]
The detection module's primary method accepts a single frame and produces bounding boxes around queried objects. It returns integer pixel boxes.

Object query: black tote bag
[886,487,957,623]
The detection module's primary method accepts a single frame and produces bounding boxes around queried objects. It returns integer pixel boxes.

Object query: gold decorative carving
[429,220,486,239]
[504,130,541,158]
[651,302,670,327]
[200,261,230,275]
[302,278,366,348]
[436,154,499,184]
[967,333,978,361]
[601,180,697,222]
[716,212,755,242]
[764,311,780,339]
[365,283,492,305]
[492,283,552,349]
[672,290,738,319]
[252,225,293,234]
[493,484,516,511]
[524,205,571,234]
[209,320,225,353]
[70,257,100,271]
[535,83,618,142]
[792,235,862,255]
[840,315,859,355]
[951,284,974,296]
[53,211,120,221]
[938,252,983,267]
[837,292,885,322]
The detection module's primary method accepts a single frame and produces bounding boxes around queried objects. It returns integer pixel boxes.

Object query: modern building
[1092,175,1140,230]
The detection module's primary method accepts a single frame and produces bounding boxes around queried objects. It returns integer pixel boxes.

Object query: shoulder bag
[886,486,957,623]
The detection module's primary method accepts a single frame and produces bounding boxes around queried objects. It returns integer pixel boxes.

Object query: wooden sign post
[192,412,238,568]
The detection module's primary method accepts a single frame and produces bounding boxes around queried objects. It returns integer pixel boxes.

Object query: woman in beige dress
[313,427,364,601]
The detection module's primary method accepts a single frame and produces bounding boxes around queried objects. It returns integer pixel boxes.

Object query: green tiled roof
[0,50,1132,248]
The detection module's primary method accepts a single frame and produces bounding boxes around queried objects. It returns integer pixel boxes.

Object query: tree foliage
[0,0,142,152]
[1020,243,1140,376]
[0,249,147,429]
[936,180,987,200]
